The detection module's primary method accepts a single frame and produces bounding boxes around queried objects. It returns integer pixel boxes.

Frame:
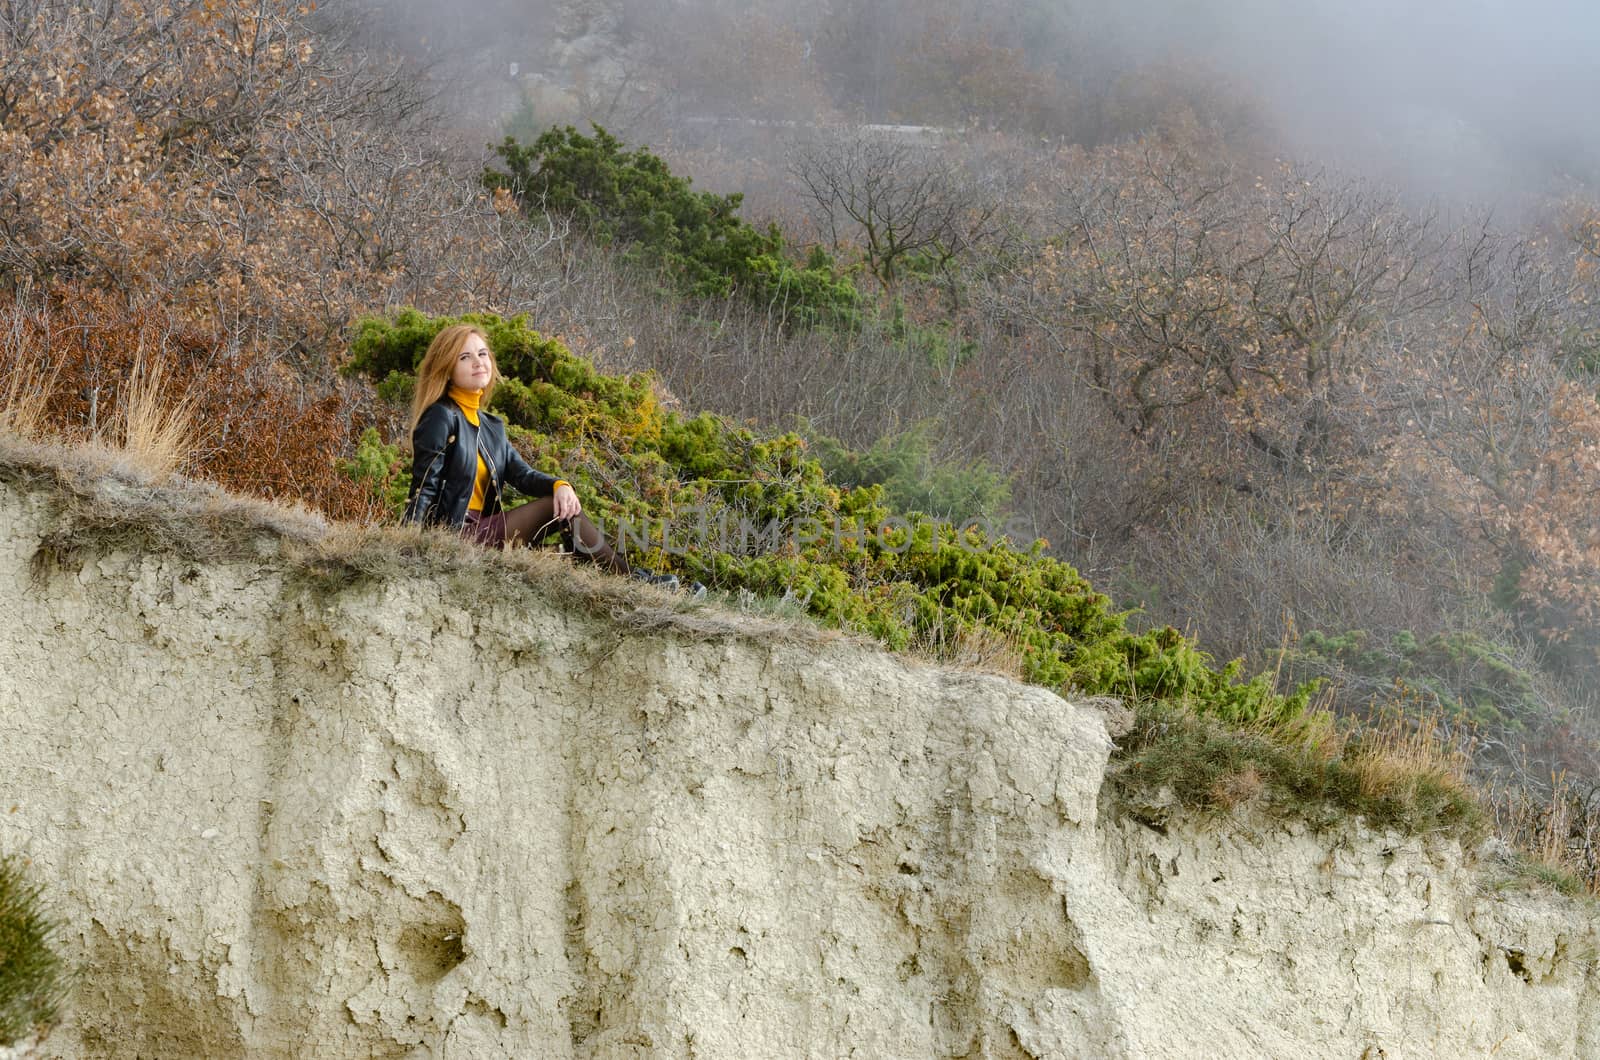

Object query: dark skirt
[461,510,508,547]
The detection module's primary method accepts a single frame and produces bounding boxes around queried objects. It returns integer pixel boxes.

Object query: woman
[401,324,682,589]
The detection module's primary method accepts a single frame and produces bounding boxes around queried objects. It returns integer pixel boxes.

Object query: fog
[351,0,1600,207]
[1073,0,1600,202]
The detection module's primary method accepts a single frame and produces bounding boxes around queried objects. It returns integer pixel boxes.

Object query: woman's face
[450,334,494,392]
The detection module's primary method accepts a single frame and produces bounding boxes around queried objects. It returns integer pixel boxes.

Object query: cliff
[0,446,1595,1058]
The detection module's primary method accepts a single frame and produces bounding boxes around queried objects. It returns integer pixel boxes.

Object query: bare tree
[789,129,1004,291]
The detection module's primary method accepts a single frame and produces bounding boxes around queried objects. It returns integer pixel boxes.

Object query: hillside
[1,445,1594,1058]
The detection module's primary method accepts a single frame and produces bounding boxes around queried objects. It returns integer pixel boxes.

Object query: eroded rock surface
[0,469,1594,1058]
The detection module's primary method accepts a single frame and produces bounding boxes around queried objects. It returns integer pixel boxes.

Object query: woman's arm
[502,443,562,500]
[402,404,454,526]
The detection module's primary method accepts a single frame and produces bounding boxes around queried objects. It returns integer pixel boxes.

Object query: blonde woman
[402,324,682,589]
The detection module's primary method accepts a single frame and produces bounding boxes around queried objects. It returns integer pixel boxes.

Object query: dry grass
[0,431,871,658]
[282,519,841,651]
[108,355,200,480]
[1348,710,1476,804]
[1,432,327,572]
[925,623,1028,680]
[1114,695,1600,899]
[1484,773,1600,897]
[0,442,842,664]
[0,335,201,482]
[1112,697,1486,840]
[1351,711,1598,897]
[0,295,63,442]
[0,285,377,519]
[0,355,60,441]
[1209,764,1265,809]
[902,607,1029,680]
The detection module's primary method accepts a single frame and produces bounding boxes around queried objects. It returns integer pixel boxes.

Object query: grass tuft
[1111,698,1486,841]
[1505,856,1589,898]
[1209,763,1265,810]
[282,521,838,650]
[908,615,1029,681]
[0,855,70,1046]
[0,359,60,443]
[111,355,200,480]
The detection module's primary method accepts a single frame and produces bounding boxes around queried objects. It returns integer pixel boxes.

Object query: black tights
[494,498,629,575]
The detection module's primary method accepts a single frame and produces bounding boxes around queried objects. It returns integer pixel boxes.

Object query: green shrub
[804,419,1011,525]
[483,124,862,329]
[337,428,408,517]
[1295,628,1541,730]
[346,307,581,388]
[888,300,977,372]
[375,370,414,408]
[0,856,68,1046]
[742,253,864,331]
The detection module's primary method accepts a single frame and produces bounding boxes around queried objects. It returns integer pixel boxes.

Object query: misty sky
[1081,0,1600,199]
[358,0,1600,205]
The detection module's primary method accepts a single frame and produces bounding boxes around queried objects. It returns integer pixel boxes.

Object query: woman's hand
[552,482,582,521]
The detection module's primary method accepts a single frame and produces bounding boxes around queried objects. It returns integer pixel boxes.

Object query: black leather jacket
[402,397,560,528]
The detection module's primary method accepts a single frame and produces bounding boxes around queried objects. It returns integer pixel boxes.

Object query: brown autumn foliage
[0,0,574,363]
[0,281,380,519]
[0,0,396,351]
[0,0,421,513]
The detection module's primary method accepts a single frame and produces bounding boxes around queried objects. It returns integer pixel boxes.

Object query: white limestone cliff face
[0,458,1595,1059]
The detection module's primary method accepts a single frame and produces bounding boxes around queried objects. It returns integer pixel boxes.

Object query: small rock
[1079,695,1135,738]
[1479,837,1515,863]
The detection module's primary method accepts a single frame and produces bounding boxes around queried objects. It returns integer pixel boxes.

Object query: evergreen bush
[483,125,862,329]
[1295,628,1541,731]
[805,419,1011,525]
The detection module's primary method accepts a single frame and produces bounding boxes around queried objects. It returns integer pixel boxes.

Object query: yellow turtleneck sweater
[448,385,569,516]
[447,385,491,514]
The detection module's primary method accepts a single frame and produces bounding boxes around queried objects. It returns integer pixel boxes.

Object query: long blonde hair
[408,324,499,434]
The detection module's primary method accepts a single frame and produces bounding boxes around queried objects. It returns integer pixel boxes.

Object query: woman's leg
[498,499,630,574]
